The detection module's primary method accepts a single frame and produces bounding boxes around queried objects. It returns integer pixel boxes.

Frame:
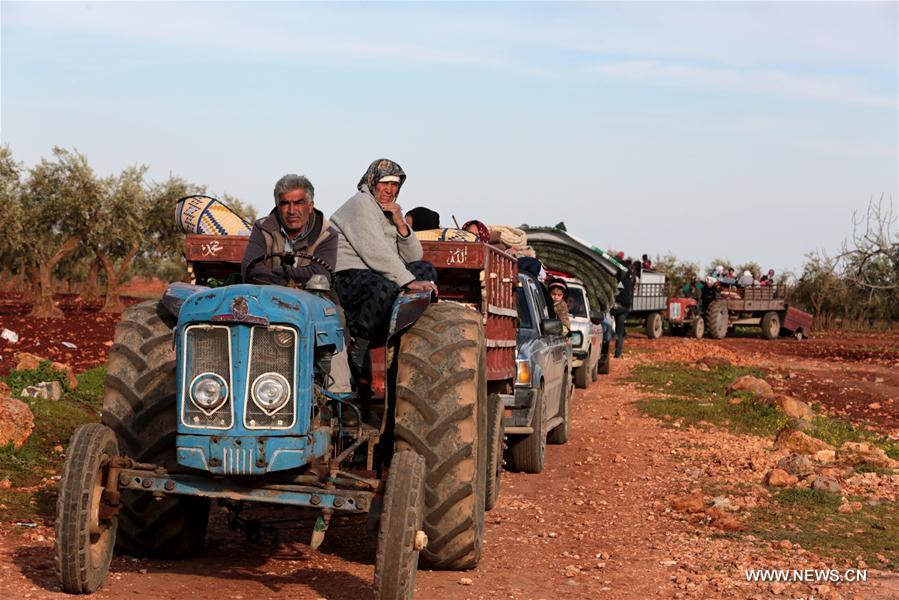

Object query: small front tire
[761,311,781,340]
[56,423,119,594]
[506,385,546,473]
[484,394,504,512]
[374,450,426,600]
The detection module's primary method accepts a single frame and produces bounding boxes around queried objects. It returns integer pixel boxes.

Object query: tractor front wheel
[374,450,426,600]
[689,317,705,339]
[56,423,119,594]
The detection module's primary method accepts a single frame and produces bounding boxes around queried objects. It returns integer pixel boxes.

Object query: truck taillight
[515,359,531,386]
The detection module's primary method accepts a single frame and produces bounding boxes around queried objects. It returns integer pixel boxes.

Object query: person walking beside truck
[611,262,634,358]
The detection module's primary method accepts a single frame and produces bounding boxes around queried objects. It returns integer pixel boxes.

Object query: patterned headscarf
[357,158,407,194]
[462,219,490,242]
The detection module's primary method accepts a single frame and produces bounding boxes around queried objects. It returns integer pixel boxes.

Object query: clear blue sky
[2,1,896,275]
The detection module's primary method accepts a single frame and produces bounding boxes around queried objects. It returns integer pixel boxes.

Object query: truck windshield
[516,288,533,329]
[567,287,587,317]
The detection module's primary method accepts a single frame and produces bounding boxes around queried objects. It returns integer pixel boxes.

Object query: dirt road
[2,329,897,599]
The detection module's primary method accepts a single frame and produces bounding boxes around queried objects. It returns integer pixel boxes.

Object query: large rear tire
[374,450,426,600]
[506,384,546,473]
[55,424,119,594]
[394,302,486,570]
[761,311,781,340]
[101,300,210,558]
[705,300,729,340]
[645,312,663,339]
[484,394,504,512]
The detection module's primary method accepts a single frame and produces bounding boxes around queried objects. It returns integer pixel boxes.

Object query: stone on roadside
[20,381,63,401]
[705,508,745,531]
[0,382,9,396]
[726,375,774,399]
[811,476,841,494]
[459,577,473,586]
[671,490,705,513]
[813,450,836,463]
[0,395,35,448]
[774,428,835,455]
[836,442,897,469]
[13,352,77,390]
[774,394,815,423]
[765,469,798,487]
[776,454,815,478]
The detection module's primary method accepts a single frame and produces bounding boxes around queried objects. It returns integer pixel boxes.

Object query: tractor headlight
[189,372,228,413]
[251,372,291,414]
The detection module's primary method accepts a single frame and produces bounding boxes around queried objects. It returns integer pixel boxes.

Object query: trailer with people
[667,282,813,340]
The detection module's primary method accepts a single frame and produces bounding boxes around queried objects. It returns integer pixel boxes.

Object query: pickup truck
[504,271,573,474]
[554,275,602,388]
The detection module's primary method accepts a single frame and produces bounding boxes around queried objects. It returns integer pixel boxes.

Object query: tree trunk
[99,244,139,313]
[81,256,102,303]
[28,236,80,319]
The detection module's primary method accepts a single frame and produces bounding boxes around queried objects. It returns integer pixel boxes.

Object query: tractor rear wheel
[705,300,729,339]
[374,450,426,600]
[101,300,210,558]
[56,423,119,594]
[394,302,487,570]
[484,394,504,511]
[689,317,705,339]
[761,311,781,340]
[645,312,663,339]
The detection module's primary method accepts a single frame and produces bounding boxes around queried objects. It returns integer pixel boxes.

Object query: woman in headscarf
[330,159,438,396]
[462,219,491,243]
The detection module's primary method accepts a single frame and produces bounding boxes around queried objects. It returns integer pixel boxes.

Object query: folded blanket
[176,195,251,236]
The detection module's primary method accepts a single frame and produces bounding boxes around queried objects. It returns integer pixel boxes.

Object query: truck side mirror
[542,318,563,336]
[589,310,603,325]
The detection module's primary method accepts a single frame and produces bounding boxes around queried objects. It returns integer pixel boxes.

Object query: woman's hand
[406,280,438,295]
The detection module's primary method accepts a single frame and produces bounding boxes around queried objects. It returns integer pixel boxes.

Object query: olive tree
[20,148,103,317]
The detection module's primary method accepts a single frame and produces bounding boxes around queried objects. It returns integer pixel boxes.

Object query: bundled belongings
[414,228,479,242]
[176,195,252,236]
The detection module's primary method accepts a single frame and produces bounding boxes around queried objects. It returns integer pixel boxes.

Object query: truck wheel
[101,300,210,558]
[761,311,781,340]
[374,450,426,600]
[574,364,589,389]
[506,383,546,473]
[645,312,663,339]
[484,394,504,512]
[547,371,570,445]
[705,300,729,339]
[689,317,705,339]
[394,302,487,570]
[56,424,119,594]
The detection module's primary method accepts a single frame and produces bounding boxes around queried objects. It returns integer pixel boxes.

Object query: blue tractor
[55,246,489,599]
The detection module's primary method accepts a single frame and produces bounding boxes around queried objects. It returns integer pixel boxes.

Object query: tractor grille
[182,325,233,429]
[669,303,682,320]
[220,446,257,475]
[245,326,297,429]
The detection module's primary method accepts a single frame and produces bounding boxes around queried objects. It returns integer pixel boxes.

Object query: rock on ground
[0,394,35,448]
[774,428,835,455]
[726,375,774,399]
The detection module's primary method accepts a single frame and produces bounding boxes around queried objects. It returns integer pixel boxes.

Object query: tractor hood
[164,282,343,351]
[522,227,625,313]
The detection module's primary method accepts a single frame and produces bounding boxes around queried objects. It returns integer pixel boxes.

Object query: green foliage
[5,361,72,396]
[627,362,765,399]
[0,366,105,521]
[806,414,899,460]
[636,395,789,437]
[747,489,898,570]
[652,253,701,296]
